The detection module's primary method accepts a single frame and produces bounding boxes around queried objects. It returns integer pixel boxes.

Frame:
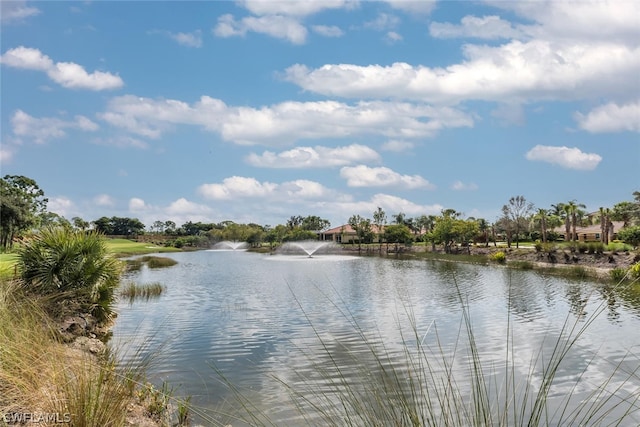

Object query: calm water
[111,250,640,426]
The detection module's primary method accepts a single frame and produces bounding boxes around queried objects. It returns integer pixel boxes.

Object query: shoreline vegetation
[2,233,639,426]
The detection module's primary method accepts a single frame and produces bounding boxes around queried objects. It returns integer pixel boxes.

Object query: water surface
[111,250,640,425]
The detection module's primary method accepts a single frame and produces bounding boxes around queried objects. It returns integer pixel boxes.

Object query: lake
[111,249,640,426]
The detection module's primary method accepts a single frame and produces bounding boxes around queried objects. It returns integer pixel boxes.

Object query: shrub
[490,251,506,264]
[610,268,627,282]
[17,228,122,321]
[578,243,588,254]
[630,262,640,280]
[534,241,543,253]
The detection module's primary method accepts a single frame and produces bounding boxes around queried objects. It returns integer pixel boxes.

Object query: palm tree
[18,227,122,321]
[533,209,549,243]
[565,200,586,242]
[476,218,490,247]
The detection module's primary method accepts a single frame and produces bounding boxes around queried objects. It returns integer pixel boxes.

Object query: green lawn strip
[103,238,180,257]
[0,253,18,278]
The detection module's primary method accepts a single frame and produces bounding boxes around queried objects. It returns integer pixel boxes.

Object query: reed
[214,276,640,426]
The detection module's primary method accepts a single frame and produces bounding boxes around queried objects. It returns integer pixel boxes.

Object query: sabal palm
[18,227,122,321]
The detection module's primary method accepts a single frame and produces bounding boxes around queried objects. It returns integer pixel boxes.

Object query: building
[318,224,385,244]
[553,221,625,242]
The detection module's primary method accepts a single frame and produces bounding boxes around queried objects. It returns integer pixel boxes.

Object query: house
[318,224,385,244]
[553,221,625,242]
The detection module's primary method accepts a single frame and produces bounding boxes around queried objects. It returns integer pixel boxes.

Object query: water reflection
[112,251,640,425]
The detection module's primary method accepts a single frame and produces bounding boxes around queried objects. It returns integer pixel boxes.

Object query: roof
[321,224,385,234]
[552,221,626,234]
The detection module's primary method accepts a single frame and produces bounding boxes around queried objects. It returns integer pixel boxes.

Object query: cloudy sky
[1,0,638,228]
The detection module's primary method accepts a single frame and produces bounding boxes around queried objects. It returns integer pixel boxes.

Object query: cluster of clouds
[1,0,638,225]
[0,46,123,91]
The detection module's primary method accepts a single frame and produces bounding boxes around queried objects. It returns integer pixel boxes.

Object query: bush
[17,227,122,321]
[610,268,627,282]
[140,256,178,269]
[490,251,506,264]
[578,243,588,254]
[630,262,640,280]
[534,241,543,253]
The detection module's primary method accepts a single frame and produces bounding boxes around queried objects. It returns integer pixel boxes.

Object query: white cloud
[0,147,14,164]
[451,181,479,191]
[364,13,399,31]
[169,30,203,48]
[311,25,344,38]
[1,1,40,23]
[237,0,354,17]
[101,95,473,145]
[129,197,148,211]
[166,198,212,216]
[198,176,342,202]
[245,144,380,168]
[93,194,115,207]
[92,136,149,149]
[284,40,640,104]
[213,14,308,44]
[525,145,602,171]
[430,15,525,40]
[48,196,74,217]
[386,31,402,43]
[0,46,123,90]
[574,101,640,133]
[340,165,435,189]
[384,0,435,15]
[328,193,443,221]
[381,140,414,152]
[11,110,99,144]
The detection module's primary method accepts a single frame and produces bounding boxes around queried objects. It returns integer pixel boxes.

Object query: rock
[71,336,106,355]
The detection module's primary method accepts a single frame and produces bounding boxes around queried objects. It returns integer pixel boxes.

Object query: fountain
[279,240,338,258]
[211,241,249,251]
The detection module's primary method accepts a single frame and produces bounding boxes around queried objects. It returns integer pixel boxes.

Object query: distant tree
[563,200,586,242]
[372,207,387,252]
[348,214,372,252]
[0,175,48,249]
[383,224,413,253]
[164,220,177,235]
[300,215,331,231]
[72,216,90,231]
[39,212,72,230]
[415,215,436,251]
[286,215,304,230]
[502,196,534,248]
[532,209,549,243]
[475,218,490,247]
[92,216,145,236]
[392,212,407,226]
[612,201,636,228]
[152,220,165,234]
[617,226,640,248]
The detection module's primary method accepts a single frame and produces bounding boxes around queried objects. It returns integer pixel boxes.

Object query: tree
[18,228,122,321]
[372,207,387,252]
[0,175,48,249]
[151,220,165,234]
[475,218,490,247]
[286,215,304,230]
[348,214,372,252]
[564,200,586,242]
[72,216,90,231]
[431,214,457,253]
[532,209,549,243]
[416,215,437,251]
[617,225,640,248]
[612,201,636,228]
[453,220,479,254]
[383,224,413,253]
[39,212,72,230]
[300,215,331,231]
[502,196,534,248]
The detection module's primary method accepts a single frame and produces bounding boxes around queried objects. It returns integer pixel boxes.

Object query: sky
[1,0,639,229]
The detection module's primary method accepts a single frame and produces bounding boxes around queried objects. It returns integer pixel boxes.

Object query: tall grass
[214,277,640,426]
[120,281,165,302]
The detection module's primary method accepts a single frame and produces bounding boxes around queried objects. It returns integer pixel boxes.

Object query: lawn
[103,238,180,257]
[0,239,179,277]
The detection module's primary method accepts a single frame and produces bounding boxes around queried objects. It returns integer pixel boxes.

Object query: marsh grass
[120,281,165,302]
[139,255,178,269]
[0,280,153,427]
[213,276,640,427]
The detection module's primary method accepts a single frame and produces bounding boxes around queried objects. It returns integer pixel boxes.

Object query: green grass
[104,238,180,257]
[120,282,166,302]
[0,253,18,278]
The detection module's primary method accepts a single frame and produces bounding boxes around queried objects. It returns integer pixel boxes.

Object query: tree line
[2,174,639,251]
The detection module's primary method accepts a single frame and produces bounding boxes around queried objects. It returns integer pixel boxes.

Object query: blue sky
[1,0,638,228]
